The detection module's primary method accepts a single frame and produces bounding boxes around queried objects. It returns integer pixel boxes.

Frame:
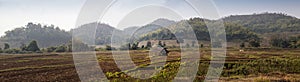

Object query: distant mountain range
[1,13,300,48]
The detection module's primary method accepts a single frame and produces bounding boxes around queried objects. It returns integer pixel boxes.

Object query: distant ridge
[1,13,300,47]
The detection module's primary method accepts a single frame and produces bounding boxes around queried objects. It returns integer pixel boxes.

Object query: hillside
[139,13,300,42]
[1,13,299,48]
[223,12,300,33]
[71,22,125,45]
[139,18,259,42]
[0,23,71,48]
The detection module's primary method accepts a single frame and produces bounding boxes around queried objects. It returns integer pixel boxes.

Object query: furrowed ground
[0,48,300,82]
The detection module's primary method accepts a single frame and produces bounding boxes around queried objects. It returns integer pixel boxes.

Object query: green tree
[47,46,57,52]
[105,45,116,51]
[4,43,9,50]
[55,45,66,52]
[26,40,40,52]
[249,39,260,47]
[270,37,292,48]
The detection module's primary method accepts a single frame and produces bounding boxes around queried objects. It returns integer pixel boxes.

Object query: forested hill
[139,18,259,42]
[139,13,300,42]
[223,13,300,33]
[71,22,123,45]
[1,13,299,48]
[0,23,71,48]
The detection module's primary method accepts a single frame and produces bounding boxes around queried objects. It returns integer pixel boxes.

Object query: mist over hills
[1,13,300,48]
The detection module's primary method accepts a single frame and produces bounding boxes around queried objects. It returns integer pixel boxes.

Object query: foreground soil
[0,48,300,82]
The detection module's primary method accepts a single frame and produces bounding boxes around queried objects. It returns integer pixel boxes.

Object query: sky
[0,0,300,36]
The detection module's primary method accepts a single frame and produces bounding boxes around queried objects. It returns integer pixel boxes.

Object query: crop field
[1,48,300,82]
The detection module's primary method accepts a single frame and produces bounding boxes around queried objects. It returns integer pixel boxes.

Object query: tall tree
[4,43,9,50]
[26,40,40,52]
[249,39,260,48]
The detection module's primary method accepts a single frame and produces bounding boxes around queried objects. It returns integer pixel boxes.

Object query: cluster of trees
[270,35,300,48]
[0,40,41,54]
[45,44,72,52]
[223,12,300,33]
[0,23,71,48]
[240,39,261,48]
[116,41,167,51]
[0,40,75,54]
[139,18,260,42]
[119,42,147,50]
[1,13,300,51]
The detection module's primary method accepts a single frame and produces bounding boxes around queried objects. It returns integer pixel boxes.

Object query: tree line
[0,40,72,54]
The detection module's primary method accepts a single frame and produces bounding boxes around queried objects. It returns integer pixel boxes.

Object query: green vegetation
[105,45,116,51]
[223,12,300,33]
[139,18,260,42]
[0,41,41,54]
[1,13,300,49]
[0,23,71,48]
[26,40,40,52]
[270,35,300,48]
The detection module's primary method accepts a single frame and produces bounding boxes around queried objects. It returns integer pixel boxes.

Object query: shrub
[26,40,40,52]
[249,39,260,47]
[47,46,57,52]
[106,45,116,50]
[55,46,66,52]
[3,49,21,54]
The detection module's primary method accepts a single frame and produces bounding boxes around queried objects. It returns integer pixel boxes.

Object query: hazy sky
[0,0,300,36]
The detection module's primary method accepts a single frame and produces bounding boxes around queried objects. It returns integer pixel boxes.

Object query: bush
[106,45,116,50]
[47,46,57,52]
[3,49,21,54]
[55,46,66,52]
[249,39,260,47]
[26,40,40,52]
